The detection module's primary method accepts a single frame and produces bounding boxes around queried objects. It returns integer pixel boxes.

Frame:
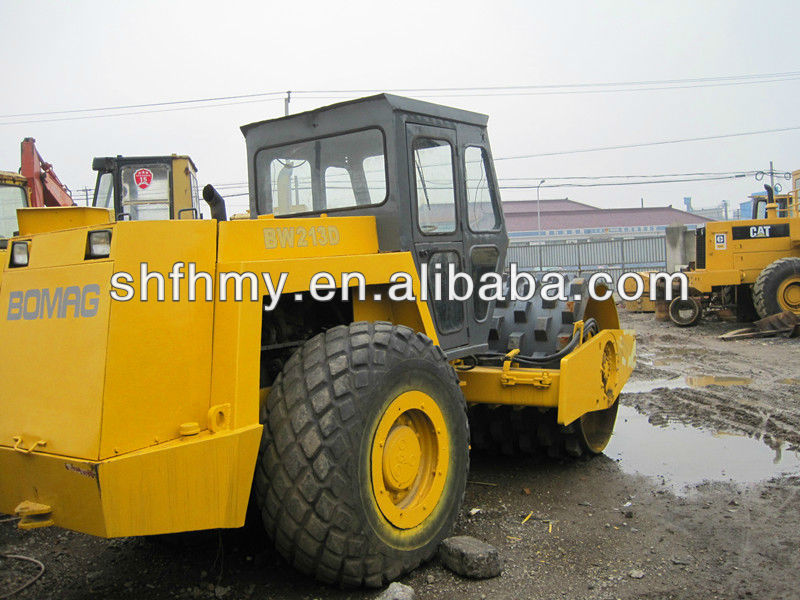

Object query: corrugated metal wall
[506,235,666,280]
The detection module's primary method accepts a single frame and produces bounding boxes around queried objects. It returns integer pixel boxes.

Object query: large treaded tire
[254,322,469,588]
[668,297,702,327]
[753,257,800,319]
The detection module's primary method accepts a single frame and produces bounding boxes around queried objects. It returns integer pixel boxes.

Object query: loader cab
[92,155,201,221]
[242,94,508,357]
[0,172,29,245]
[752,188,795,220]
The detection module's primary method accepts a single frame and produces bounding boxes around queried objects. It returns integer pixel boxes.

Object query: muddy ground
[2,311,799,600]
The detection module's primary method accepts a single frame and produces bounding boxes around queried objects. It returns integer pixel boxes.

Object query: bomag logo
[7,285,101,321]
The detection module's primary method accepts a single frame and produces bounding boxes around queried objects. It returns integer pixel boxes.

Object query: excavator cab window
[0,183,27,238]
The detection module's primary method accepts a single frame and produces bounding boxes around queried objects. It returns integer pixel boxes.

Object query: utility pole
[756,161,790,193]
[536,179,545,233]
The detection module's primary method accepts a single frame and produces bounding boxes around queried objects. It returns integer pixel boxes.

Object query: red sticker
[134,168,153,190]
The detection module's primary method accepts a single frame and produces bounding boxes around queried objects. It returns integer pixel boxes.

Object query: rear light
[86,230,112,259]
[9,241,29,267]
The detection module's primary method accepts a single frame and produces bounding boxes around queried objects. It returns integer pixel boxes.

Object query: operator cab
[752,183,797,220]
[241,94,508,357]
[0,173,28,245]
[92,155,201,221]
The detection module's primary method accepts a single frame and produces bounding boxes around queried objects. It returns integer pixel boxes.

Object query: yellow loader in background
[0,95,635,587]
[663,176,800,326]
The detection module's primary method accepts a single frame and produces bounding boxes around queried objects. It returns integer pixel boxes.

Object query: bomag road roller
[0,95,635,587]
[663,178,800,326]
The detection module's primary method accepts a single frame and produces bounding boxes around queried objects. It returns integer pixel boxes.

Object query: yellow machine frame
[0,208,634,536]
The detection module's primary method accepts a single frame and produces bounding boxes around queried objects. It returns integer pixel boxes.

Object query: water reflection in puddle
[624,374,752,394]
[607,406,800,494]
[685,374,752,387]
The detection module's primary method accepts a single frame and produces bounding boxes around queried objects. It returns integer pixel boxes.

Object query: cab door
[406,123,469,351]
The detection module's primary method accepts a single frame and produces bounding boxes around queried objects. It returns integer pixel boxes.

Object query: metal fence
[506,235,667,281]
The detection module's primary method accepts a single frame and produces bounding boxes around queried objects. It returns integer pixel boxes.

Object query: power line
[0,91,286,119]
[293,75,800,101]
[0,97,284,126]
[296,70,800,93]
[3,69,800,123]
[210,170,757,190]
[495,126,800,160]
[484,170,757,180]
[210,174,752,197]
[528,174,748,188]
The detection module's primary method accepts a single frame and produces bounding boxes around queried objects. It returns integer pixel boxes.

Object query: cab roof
[0,171,26,185]
[92,155,198,172]
[240,93,489,135]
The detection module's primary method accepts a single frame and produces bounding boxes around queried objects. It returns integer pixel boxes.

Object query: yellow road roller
[0,94,635,587]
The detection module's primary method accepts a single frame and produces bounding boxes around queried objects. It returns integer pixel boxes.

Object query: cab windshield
[255,129,387,216]
[0,183,27,238]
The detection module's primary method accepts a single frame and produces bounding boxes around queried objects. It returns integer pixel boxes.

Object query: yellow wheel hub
[778,276,800,313]
[371,391,449,529]
[600,340,618,402]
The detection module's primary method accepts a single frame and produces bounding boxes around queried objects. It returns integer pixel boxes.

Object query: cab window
[120,164,171,220]
[190,171,201,216]
[256,129,386,216]
[413,138,456,234]
[94,172,114,210]
[0,184,26,238]
[464,146,501,231]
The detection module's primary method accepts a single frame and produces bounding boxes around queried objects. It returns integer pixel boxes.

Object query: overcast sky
[1,0,799,215]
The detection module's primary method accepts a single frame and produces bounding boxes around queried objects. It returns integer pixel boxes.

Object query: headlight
[86,230,112,259]
[9,241,29,267]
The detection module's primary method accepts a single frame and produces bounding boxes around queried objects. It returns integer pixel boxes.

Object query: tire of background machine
[254,322,469,588]
[735,284,759,322]
[668,296,702,327]
[752,257,800,319]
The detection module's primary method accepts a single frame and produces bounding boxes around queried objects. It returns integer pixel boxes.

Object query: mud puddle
[624,373,752,394]
[606,405,800,494]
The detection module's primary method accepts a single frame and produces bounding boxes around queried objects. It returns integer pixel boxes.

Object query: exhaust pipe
[764,184,774,203]
[202,184,228,222]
